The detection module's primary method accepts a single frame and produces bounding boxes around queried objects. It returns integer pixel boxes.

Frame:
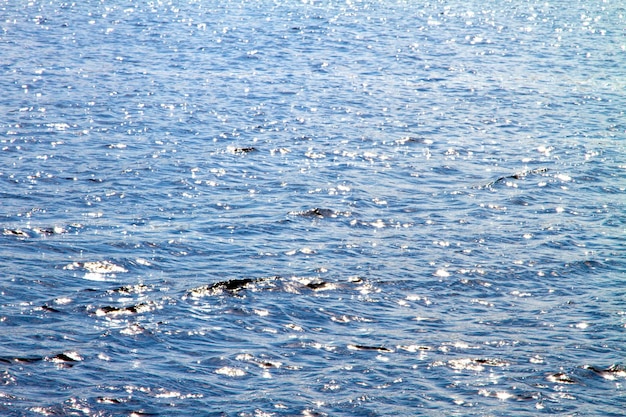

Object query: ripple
[0,0,624,415]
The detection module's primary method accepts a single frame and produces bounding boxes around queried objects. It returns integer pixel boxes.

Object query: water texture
[1,0,625,415]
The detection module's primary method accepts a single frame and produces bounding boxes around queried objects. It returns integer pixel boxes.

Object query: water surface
[1,0,625,415]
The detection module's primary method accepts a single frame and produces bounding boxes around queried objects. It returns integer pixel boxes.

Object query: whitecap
[434,269,450,278]
[215,367,246,377]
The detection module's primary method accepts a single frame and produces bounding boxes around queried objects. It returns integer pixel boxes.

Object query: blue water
[1,0,625,415]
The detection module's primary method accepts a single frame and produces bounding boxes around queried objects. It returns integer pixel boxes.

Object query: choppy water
[1,0,625,415]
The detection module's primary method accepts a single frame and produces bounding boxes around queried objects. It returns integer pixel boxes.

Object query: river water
[1,0,625,416]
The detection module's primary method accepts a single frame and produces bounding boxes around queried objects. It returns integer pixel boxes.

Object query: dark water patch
[432,357,511,373]
[0,351,82,367]
[0,356,44,364]
[394,136,433,145]
[2,228,30,238]
[289,208,350,219]
[347,344,394,353]
[183,275,371,303]
[106,284,153,296]
[48,351,83,365]
[40,304,62,313]
[30,226,66,235]
[94,301,158,317]
[305,281,337,292]
[546,372,578,385]
[582,364,626,381]
[2,225,71,239]
[185,276,280,299]
[474,167,550,189]
[229,146,258,154]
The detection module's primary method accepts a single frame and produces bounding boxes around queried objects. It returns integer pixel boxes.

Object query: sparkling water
[1,1,625,415]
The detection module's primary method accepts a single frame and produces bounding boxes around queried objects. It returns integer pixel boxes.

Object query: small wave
[185,276,280,299]
[94,301,158,317]
[583,364,626,380]
[475,167,550,189]
[347,344,394,353]
[288,208,350,219]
